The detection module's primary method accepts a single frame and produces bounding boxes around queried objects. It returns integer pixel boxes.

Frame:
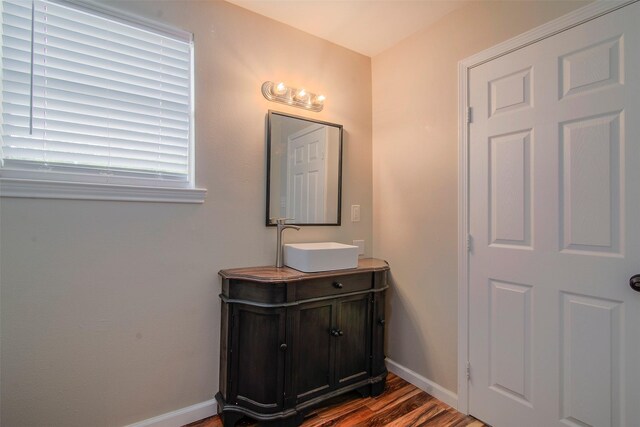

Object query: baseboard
[385,358,458,409]
[123,399,217,427]
[123,361,456,427]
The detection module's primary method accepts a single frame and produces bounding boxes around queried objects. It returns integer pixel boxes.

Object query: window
[0,0,205,202]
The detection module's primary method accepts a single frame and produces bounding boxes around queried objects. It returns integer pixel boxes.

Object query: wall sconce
[261,81,325,112]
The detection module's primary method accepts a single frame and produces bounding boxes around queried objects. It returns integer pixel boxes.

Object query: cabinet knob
[378,318,386,326]
[333,282,344,289]
[280,343,287,351]
[330,328,344,337]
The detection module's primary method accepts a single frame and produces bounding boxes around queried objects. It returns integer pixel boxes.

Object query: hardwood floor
[186,373,487,427]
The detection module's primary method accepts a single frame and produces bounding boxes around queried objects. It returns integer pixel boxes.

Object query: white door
[287,125,327,223]
[468,3,640,427]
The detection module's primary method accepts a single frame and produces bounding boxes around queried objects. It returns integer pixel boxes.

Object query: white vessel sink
[284,242,359,272]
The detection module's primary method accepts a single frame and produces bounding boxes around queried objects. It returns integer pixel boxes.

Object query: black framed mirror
[266,111,343,226]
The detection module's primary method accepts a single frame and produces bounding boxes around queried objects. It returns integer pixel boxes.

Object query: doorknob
[630,274,640,292]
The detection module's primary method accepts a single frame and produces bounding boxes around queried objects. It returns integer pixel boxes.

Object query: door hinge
[467,234,473,252]
[467,107,473,124]
[466,361,471,380]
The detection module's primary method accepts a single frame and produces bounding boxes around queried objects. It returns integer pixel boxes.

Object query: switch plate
[353,240,365,256]
[351,205,361,222]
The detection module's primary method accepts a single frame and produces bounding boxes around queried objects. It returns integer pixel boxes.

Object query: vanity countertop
[219,258,389,283]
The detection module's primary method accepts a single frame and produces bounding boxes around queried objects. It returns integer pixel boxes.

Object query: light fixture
[261,81,325,112]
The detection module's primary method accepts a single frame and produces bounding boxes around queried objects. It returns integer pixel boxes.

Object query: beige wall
[0,0,597,424]
[0,1,372,425]
[372,0,589,393]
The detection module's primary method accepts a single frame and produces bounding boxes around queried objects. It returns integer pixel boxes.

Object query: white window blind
[0,0,194,186]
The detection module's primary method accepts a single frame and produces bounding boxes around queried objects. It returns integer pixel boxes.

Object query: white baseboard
[123,399,217,427]
[123,361,456,427]
[386,358,458,409]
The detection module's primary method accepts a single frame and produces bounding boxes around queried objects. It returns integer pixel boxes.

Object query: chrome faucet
[272,218,300,268]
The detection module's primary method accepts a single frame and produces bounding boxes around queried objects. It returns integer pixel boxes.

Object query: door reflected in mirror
[267,111,343,226]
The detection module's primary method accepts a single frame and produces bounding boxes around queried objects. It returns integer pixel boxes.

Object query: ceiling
[224,0,469,57]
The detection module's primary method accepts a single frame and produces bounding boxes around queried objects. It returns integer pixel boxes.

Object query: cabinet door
[292,300,334,403]
[229,304,286,413]
[334,294,371,387]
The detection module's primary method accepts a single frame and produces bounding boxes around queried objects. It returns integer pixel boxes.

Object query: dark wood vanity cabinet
[216,259,389,427]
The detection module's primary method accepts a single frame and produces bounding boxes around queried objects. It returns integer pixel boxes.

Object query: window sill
[0,178,207,203]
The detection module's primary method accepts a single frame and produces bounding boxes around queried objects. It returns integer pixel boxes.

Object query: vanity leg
[355,385,372,398]
[220,411,244,427]
[263,414,302,427]
[294,410,306,426]
[371,378,386,397]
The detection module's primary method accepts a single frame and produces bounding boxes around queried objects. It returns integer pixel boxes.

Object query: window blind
[1,0,193,183]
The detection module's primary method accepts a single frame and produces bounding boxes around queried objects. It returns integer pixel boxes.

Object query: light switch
[351,205,361,222]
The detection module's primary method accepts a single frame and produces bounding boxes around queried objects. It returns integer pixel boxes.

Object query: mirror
[266,111,343,226]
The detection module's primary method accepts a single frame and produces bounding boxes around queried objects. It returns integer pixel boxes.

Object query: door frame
[456,0,636,414]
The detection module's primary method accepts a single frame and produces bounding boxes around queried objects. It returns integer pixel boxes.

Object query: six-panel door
[468,3,640,426]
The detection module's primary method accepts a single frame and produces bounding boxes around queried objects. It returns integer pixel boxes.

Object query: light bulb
[274,82,287,95]
[315,95,326,105]
[296,89,308,101]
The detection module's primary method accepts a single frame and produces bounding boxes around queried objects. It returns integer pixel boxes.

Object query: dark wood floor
[186,373,487,427]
